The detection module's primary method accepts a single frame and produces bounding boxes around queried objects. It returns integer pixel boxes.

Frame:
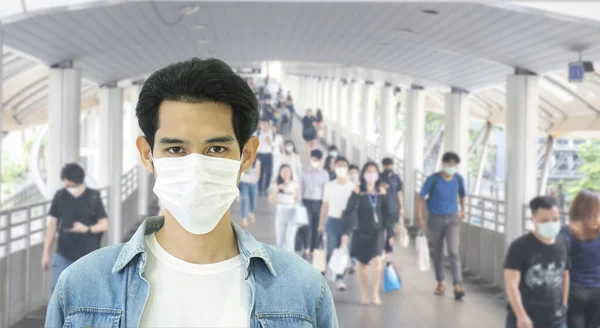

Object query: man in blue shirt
[417,152,467,300]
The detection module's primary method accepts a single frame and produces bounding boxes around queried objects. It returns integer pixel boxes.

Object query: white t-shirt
[323,180,356,219]
[272,134,284,156]
[276,181,298,208]
[256,130,274,154]
[140,233,250,328]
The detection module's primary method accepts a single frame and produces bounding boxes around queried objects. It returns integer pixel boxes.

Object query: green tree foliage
[571,140,600,197]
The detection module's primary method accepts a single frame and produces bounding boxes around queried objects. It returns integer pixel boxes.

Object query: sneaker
[337,281,347,291]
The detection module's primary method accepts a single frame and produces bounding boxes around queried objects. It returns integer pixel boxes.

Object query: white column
[444,89,470,178]
[0,30,3,205]
[323,78,332,144]
[345,80,357,159]
[336,80,347,148]
[505,74,539,247]
[403,87,425,225]
[379,84,395,156]
[329,79,339,145]
[99,86,124,245]
[361,83,376,164]
[47,67,81,196]
[129,84,151,218]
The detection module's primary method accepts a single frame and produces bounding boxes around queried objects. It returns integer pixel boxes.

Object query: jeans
[325,218,346,281]
[257,153,273,195]
[568,284,600,328]
[275,206,297,252]
[303,199,323,252]
[239,182,258,219]
[52,252,73,293]
[506,312,566,328]
[428,213,462,285]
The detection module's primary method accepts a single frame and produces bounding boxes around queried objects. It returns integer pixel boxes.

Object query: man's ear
[136,136,154,173]
[241,137,259,173]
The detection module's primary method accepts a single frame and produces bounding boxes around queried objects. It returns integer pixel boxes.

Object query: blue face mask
[444,167,457,176]
[537,221,561,240]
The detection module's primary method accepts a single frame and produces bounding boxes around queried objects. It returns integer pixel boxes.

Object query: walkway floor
[12,118,507,327]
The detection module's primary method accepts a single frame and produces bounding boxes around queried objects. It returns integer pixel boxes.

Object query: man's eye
[208,146,227,154]
[167,147,184,154]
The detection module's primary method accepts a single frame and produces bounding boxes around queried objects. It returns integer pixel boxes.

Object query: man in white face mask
[46,58,337,328]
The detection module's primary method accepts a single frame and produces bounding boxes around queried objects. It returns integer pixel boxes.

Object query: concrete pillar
[444,88,470,178]
[47,66,81,196]
[403,87,425,226]
[323,78,332,144]
[379,84,395,157]
[505,73,539,247]
[129,84,151,217]
[329,79,339,145]
[336,80,345,147]
[0,30,3,207]
[361,83,376,165]
[99,86,124,245]
[345,80,358,159]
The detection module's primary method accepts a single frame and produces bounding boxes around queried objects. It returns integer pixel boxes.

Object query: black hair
[529,196,558,214]
[61,163,85,184]
[442,152,461,164]
[349,164,359,172]
[136,58,259,154]
[276,164,294,187]
[311,149,323,160]
[382,157,394,166]
[359,161,381,192]
[284,140,297,154]
[335,156,349,166]
[328,145,338,152]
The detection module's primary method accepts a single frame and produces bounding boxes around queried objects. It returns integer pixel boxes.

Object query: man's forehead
[157,101,235,136]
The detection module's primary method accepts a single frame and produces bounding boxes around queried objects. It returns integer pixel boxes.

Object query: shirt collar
[111,216,277,277]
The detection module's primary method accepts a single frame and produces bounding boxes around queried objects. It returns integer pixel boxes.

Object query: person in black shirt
[380,157,404,255]
[504,196,569,328]
[41,163,108,292]
[323,146,339,181]
[302,109,318,157]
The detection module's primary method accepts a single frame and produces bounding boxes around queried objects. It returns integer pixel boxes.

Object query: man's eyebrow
[205,136,235,144]
[158,137,188,144]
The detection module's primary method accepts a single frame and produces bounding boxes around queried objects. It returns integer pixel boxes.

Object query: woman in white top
[239,159,261,228]
[269,164,300,252]
[275,140,302,183]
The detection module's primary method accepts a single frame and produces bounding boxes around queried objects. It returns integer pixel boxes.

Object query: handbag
[383,262,402,293]
[328,248,349,275]
[312,238,327,273]
[416,232,431,272]
[294,205,310,226]
[398,225,409,248]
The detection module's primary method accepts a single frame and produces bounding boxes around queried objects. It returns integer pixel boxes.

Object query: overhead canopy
[2,1,600,135]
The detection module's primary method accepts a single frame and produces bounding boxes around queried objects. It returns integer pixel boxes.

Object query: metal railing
[121,166,138,202]
[1,182,45,210]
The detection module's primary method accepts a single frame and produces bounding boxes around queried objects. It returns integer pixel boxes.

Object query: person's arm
[562,270,570,306]
[397,176,404,222]
[41,217,58,271]
[341,192,359,236]
[417,176,433,227]
[253,161,262,184]
[505,269,532,327]
[90,219,108,234]
[90,191,109,234]
[458,175,467,219]
[318,184,330,233]
[316,274,339,327]
[295,184,301,204]
[269,185,279,204]
[45,276,66,327]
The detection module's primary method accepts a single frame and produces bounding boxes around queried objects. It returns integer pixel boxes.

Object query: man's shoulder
[261,243,324,285]
[509,233,534,249]
[58,244,125,285]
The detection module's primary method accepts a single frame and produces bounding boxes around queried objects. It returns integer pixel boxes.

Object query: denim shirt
[45,217,338,327]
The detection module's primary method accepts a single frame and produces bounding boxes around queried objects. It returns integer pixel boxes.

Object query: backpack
[428,172,465,199]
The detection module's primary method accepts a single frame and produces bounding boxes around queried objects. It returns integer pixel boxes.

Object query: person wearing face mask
[560,189,600,328]
[380,157,404,257]
[317,157,356,290]
[504,196,570,328]
[255,118,275,196]
[417,151,467,300]
[324,146,339,181]
[269,165,301,251]
[276,140,302,184]
[302,109,318,157]
[41,163,108,293]
[348,165,360,187]
[46,58,337,328]
[300,149,330,259]
[341,162,391,306]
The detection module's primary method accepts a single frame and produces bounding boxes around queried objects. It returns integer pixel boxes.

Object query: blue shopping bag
[383,262,402,293]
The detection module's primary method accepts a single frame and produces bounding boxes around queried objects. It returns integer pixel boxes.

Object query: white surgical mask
[335,167,348,178]
[444,166,457,176]
[537,221,561,240]
[311,161,320,169]
[152,153,241,235]
[330,151,338,158]
[67,186,79,196]
[285,145,294,152]
[349,174,359,184]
